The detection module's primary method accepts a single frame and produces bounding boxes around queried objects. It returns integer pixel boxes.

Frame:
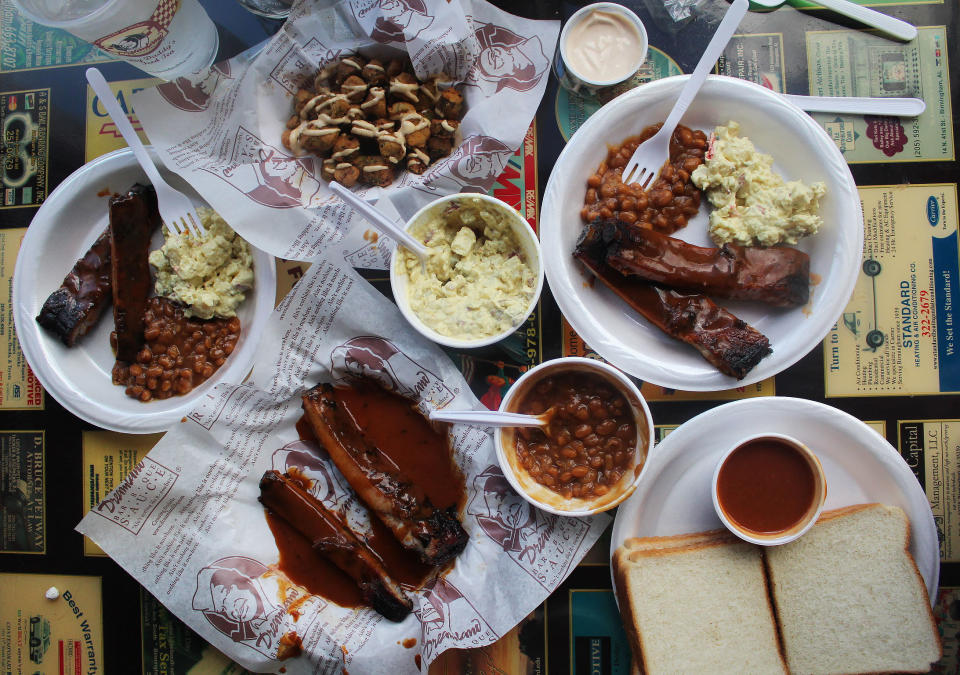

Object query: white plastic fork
[621,0,749,188]
[85,67,204,238]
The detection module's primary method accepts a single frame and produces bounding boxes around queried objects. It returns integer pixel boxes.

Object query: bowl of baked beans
[495,357,654,516]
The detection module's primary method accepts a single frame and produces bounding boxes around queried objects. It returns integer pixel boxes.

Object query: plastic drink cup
[10,0,219,80]
[234,0,293,19]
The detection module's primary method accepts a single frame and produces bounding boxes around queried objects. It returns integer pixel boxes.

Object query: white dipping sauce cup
[557,3,649,94]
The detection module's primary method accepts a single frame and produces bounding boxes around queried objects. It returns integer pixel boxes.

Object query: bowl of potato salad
[390,193,544,349]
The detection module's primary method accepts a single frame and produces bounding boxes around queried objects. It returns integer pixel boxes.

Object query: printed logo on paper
[865,116,908,157]
[466,23,548,94]
[93,457,178,534]
[411,134,512,196]
[415,577,497,663]
[330,336,455,410]
[349,0,434,45]
[187,383,237,430]
[94,0,181,57]
[156,62,232,112]
[202,127,324,209]
[466,465,587,590]
[269,45,322,96]
[193,556,300,657]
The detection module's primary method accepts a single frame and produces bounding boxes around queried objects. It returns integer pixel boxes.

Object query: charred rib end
[418,507,469,566]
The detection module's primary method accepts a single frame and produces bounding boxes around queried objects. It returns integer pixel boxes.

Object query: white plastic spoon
[750,0,916,42]
[329,181,429,263]
[429,408,549,428]
[783,94,925,117]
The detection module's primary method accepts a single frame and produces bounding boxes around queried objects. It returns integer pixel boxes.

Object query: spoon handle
[329,182,428,258]
[428,409,546,428]
[783,94,925,117]
[814,0,916,41]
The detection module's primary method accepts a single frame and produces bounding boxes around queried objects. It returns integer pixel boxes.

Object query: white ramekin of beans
[495,357,654,516]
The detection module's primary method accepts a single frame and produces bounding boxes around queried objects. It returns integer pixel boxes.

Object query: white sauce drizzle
[390,79,420,103]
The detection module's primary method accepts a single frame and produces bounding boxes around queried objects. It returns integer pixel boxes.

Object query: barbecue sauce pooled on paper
[716,438,816,534]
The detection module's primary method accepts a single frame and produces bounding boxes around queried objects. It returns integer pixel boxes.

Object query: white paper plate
[13,147,277,433]
[610,397,939,603]
[541,76,863,390]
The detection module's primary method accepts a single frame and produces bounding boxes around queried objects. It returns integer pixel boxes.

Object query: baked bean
[513,371,637,499]
[597,419,617,436]
[581,123,709,234]
[112,297,241,403]
[574,424,592,439]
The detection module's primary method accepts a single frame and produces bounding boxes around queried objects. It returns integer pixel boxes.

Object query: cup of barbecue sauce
[712,434,827,546]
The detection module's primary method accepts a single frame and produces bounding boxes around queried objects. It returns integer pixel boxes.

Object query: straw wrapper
[76,248,609,674]
[132,0,559,264]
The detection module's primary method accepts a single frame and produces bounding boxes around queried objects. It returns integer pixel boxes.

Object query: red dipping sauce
[716,437,817,535]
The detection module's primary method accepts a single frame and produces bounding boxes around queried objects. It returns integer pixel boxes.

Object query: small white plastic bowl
[494,357,654,516]
[711,433,827,546]
[389,193,544,349]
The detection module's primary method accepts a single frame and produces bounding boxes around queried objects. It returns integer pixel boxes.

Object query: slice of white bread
[765,503,941,674]
[613,531,788,674]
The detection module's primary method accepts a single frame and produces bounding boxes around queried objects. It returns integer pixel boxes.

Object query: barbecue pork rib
[36,227,113,346]
[110,184,160,361]
[259,470,413,622]
[603,221,810,307]
[574,221,772,379]
[301,384,468,566]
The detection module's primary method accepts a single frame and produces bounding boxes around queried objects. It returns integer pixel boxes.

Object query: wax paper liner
[131,0,559,264]
[76,248,610,674]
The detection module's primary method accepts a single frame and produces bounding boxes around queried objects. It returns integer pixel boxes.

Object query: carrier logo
[927,196,940,226]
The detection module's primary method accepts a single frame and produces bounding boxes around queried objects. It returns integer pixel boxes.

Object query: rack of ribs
[603,221,810,307]
[36,227,113,346]
[301,383,469,566]
[574,221,772,380]
[110,184,160,362]
[259,470,413,622]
